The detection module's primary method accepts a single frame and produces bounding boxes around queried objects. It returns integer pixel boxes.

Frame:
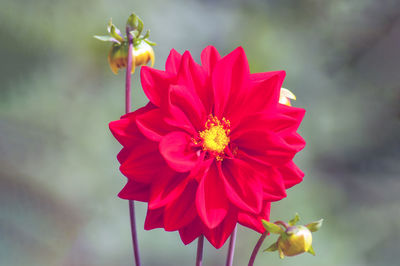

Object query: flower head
[95,14,155,74]
[263,214,323,258]
[109,46,306,248]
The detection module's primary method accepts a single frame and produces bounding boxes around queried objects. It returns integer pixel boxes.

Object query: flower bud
[277,225,313,257]
[262,214,323,259]
[108,41,154,74]
[279,88,296,106]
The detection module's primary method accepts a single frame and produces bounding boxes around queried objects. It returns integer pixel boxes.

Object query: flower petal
[148,170,188,210]
[164,180,198,231]
[144,207,164,230]
[136,108,176,142]
[165,48,182,74]
[118,180,150,202]
[234,130,299,165]
[238,201,271,233]
[203,208,238,249]
[169,84,207,130]
[119,141,165,183]
[218,159,263,213]
[278,161,304,189]
[244,71,286,114]
[109,103,154,147]
[159,131,198,172]
[201,45,221,76]
[176,51,211,115]
[212,46,250,119]
[178,217,203,245]
[141,66,172,107]
[196,162,229,229]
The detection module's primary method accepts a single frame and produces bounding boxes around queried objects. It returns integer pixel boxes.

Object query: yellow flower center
[197,115,231,160]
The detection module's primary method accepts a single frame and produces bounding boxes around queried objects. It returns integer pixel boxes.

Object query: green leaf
[288,213,300,226]
[307,245,316,256]
[306,219,323,232]
[144,39,157,46]
[262,220,284,234]
[93,35,121,43]
[263,242,278,252]
[141,30,150,40]
[137,16,143,35]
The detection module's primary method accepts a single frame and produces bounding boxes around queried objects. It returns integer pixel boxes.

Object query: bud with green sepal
[94,13,155,74]
[262,213,323,259]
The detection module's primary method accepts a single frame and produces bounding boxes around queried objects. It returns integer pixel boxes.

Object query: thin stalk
[226,225,237,266]
[125,28,140,266]
[196,235,204,266]
[248,232,268,266]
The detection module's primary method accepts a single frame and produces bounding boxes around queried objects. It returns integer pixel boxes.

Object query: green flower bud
[262,214,323,259]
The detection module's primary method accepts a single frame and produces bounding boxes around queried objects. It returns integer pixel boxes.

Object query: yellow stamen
[197,115,230,160]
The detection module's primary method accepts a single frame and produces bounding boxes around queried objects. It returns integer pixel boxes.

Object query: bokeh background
[1,0,400,265]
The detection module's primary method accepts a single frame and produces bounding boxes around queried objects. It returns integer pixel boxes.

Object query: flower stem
[248,232,268,266]
[129,200,141,266]
[226,225,237,266]
[125,27,140,266]
[196,235,204,266]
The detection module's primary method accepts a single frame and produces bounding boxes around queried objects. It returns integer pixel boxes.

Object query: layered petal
[238,201,271,233]
[159,131,199,172]
[212,46,250,119]
[203,208,238,249]
[218,159,263,213]
[165,48,182,75]
[196,162,229,229]
[118,179,150,202]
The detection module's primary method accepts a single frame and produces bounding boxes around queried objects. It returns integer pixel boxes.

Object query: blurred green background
[1,0,399,265]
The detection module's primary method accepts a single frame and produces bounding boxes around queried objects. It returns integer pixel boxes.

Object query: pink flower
[109,46,305,248]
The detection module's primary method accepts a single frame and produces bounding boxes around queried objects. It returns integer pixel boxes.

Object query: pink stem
[248,232,268,266]
[226,225,237,266]
[126,28,140,266]
[196,235,204,266]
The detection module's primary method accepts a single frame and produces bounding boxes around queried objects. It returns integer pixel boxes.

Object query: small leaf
[107,19,123,37]
[262,220,284,234]
[306,219,323,232]
[144,39,157,46]
[307,245,316,256]
[263,242,278,252]
[288,213,300,226]
[141,30,150,40]
[93,35,121,43]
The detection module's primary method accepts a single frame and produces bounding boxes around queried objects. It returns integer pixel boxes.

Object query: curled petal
[169,84,207,130]
[136,108,176,142]
[159,131,198,172]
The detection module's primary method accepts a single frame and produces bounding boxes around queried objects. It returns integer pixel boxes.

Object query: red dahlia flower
[109,46,306,248]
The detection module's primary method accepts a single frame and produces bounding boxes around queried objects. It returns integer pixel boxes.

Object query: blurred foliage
[1,0,400,265]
